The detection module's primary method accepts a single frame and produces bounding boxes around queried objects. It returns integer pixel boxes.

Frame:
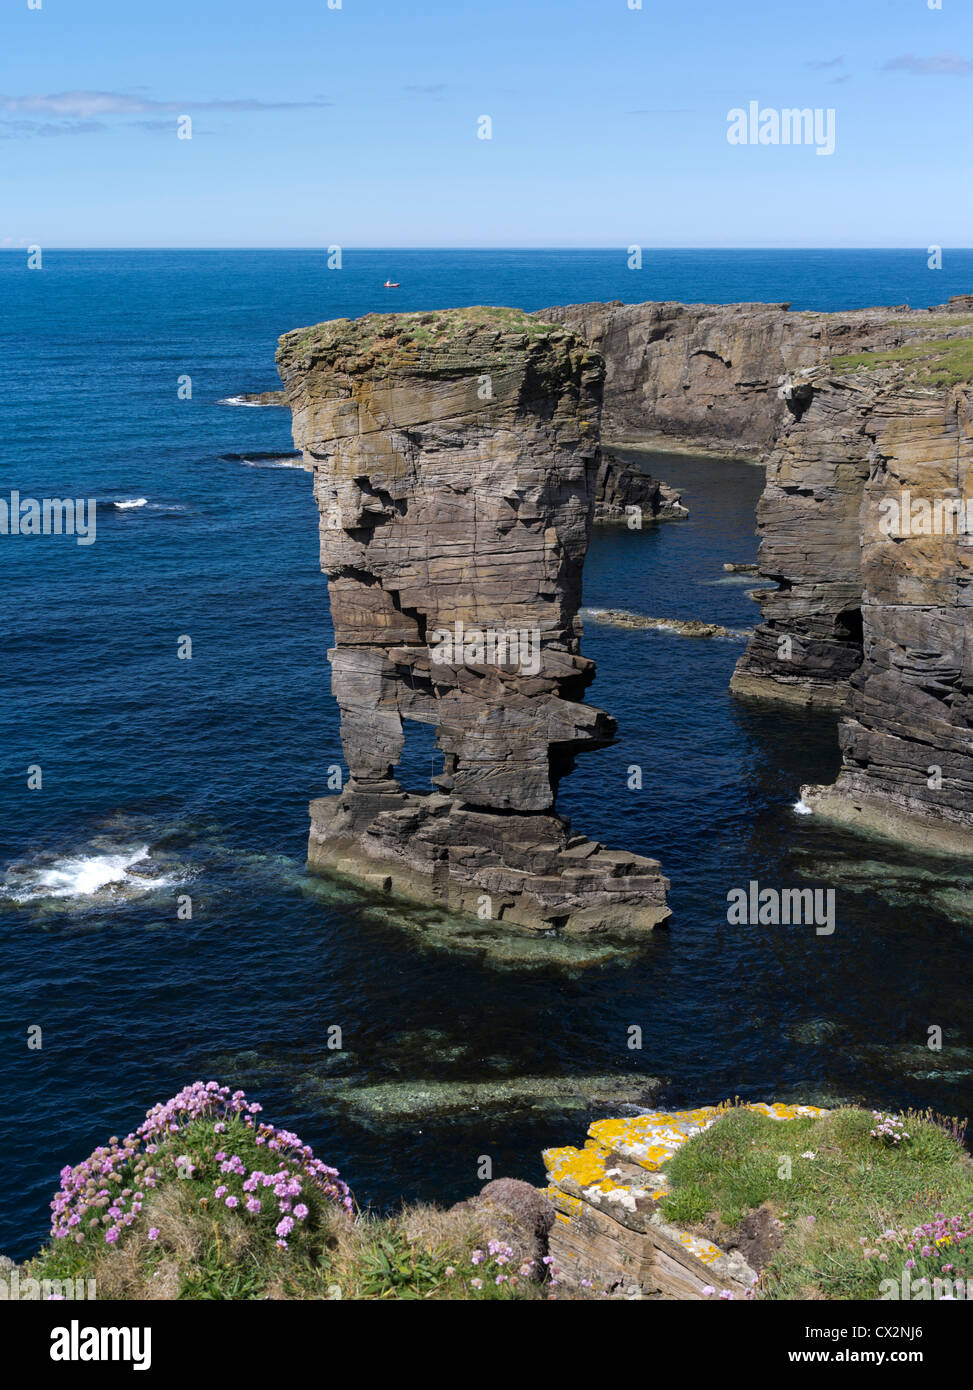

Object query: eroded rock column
[729,375,873,709]
[276,306,670,934]
[732,362,972,853]
[802,382,973,855]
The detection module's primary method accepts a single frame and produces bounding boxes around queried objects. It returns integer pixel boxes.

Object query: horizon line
[3,245,973,253]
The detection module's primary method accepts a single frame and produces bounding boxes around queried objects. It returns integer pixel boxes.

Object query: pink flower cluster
[869,1111,910,1146]
[861,1210,971,1282]
[465,1242,541,1294]
[49,1081,351,1247]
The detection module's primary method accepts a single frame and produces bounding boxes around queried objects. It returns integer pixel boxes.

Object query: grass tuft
[658,1106,973,1299]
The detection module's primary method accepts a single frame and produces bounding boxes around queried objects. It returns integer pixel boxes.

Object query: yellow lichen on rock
[542,1142,613,1191]
[543,1100,827,1298]
[749,1102,829,1120]
[676,1231,722,1265]
[587,1101,829,1172]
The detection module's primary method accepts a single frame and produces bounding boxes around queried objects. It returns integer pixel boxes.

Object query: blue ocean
[2,249,972,1260]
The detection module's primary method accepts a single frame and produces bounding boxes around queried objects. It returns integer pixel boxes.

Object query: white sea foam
[793,800,814,816]
[218,395,276,407]
[111,499,186,514]
[239,456,307,470]
[1,845,183,904]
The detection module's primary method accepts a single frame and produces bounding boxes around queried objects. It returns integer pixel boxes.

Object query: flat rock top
[278,305,583,378]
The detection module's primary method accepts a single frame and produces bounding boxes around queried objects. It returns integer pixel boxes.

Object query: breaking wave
[1,844,187,907]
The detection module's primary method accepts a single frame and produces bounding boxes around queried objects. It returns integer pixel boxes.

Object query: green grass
[831,336,973,388]
[281,305,561,362]
[659,1106,973,1299]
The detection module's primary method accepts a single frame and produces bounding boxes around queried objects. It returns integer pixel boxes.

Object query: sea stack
[798,372,973,855]
[276,306,670,934]
[732,350,973,855]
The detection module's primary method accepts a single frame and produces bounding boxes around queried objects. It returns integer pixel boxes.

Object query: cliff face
[277,307,670,934]
[542,296,973,855]
[539,298,968,453]
[718,327,972,853]
[801,380,973,854]
[728,376,877,709]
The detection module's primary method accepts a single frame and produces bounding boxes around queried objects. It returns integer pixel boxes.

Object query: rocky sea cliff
[279,294,972,923]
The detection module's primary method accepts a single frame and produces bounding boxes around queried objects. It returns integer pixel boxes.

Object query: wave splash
[1,844,185,907]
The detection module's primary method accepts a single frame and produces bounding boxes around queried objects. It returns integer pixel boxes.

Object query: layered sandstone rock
[593,450,687,524]
[539,298,967,452]
[541,295,971,853]
[276,306,670,935]
[542,1103,827,1298]
[801,380,973,854]
[730,357,972,851]
[728,373,876,710]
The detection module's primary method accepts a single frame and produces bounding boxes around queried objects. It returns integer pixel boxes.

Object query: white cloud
[0,90,332,120]
[883,52,973,76]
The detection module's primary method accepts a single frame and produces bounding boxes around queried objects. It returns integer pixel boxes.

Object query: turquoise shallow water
[1,249,972,1260]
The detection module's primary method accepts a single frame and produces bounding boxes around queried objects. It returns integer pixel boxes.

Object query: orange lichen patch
[588,1102,829,1172]
[588,1113,714,1170]
[749,1102,829,1121]
[545,1186,583,1218]
[676,1231,722,1265]
[543,1143,613,1190]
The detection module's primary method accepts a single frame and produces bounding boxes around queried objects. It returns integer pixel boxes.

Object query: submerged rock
[220,389,288,407]
[276,306,670,938]
[584,608,743,640]
[334,1072,663,1123]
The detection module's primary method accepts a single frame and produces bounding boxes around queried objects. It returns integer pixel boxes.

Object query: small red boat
[383,279,400,288]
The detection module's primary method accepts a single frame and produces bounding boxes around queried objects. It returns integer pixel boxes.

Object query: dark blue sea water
[2,249,972,1260]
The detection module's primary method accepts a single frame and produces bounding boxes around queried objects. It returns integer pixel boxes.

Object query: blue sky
[1,0,971,247]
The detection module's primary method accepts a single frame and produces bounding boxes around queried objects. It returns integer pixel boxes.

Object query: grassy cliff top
[277,305,576,376]
[831,334,973,388]
[660,1104,973,1300]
